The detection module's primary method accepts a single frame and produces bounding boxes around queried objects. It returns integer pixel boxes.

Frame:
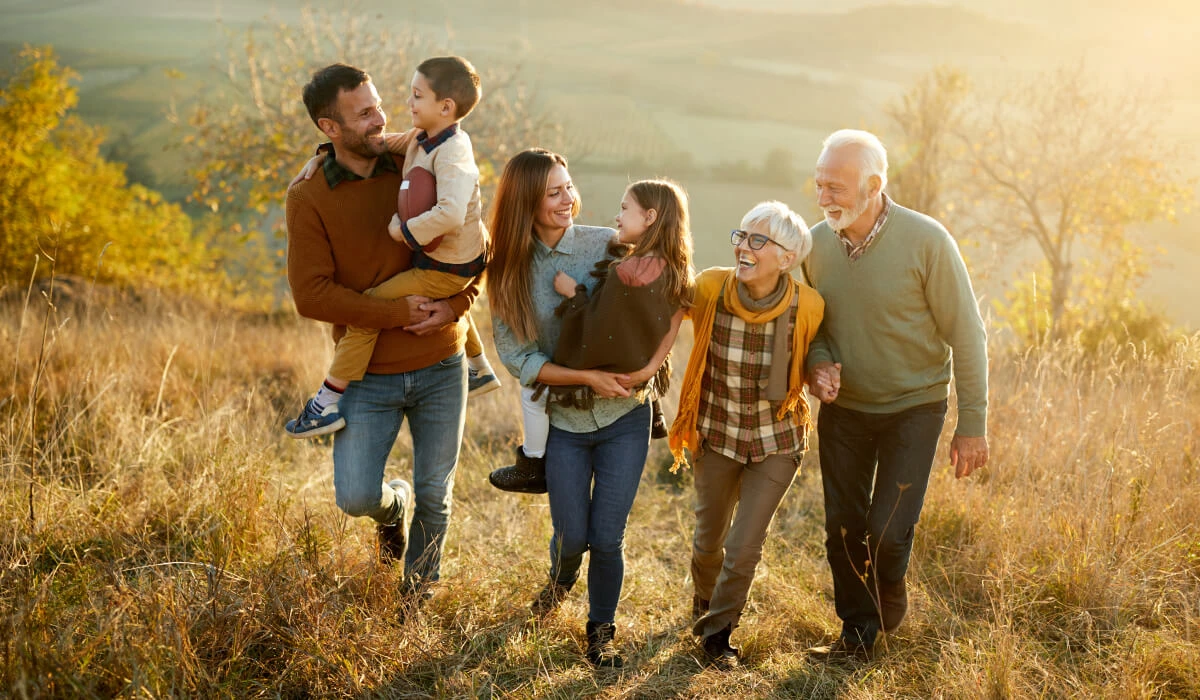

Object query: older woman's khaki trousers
[691,448,799,639]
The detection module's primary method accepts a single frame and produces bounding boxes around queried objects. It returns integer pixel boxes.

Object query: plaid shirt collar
[416,123,458,154]
[837,192,891,261]
[321,146,400,189]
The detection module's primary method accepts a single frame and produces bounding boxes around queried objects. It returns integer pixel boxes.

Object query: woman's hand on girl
[553,271,579,298]
[585,370,632,399]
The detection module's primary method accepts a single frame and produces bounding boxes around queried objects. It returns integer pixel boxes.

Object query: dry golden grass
[2,290,1198,698]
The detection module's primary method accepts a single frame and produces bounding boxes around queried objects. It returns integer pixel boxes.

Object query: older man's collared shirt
[837,193,892,261]
[320,146,400,189]
[696,296,805,462]
[492,225,644,433]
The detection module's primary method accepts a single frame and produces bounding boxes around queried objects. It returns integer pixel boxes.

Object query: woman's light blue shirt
[493,225,644,433]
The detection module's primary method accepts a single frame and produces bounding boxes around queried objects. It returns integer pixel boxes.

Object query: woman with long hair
[488,149,692,668]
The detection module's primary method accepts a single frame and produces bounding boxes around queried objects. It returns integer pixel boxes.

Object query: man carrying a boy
[287,56,498,440]
[286,62,478,597]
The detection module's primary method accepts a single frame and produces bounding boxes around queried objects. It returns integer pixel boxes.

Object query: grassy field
[2,286,1198,697]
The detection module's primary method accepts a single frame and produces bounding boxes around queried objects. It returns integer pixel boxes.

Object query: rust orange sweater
[285,160,478,374]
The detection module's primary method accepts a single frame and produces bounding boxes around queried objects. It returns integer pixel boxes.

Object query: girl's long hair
[486,148,580,343]
[624,179,695,308]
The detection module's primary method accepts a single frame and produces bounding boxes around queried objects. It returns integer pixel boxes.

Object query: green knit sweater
[803,202,988,436]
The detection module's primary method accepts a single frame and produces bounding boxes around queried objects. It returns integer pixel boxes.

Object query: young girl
[488,179,694,494]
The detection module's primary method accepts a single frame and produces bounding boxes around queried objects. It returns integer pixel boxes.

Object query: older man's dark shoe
[701,624,739,668]
[879,577,908,633]
[488,446,547,494]
[585,621,624,668]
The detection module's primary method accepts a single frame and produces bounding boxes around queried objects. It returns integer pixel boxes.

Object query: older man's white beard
[823,195,869,232]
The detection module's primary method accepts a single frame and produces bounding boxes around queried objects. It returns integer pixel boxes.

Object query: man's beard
[340,127,387,159]
[823,193,869,232]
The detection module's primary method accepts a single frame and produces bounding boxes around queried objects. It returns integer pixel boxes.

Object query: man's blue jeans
[545,401,651,624]
[817,399,947,645]
[333,352,467,584]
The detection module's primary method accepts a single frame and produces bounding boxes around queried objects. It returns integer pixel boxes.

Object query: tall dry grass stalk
[2,291,1197,698]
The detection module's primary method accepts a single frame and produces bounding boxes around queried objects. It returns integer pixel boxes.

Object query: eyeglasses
[731,229,785,251]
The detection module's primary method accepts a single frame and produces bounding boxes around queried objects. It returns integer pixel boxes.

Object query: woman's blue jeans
[545,401,651,624]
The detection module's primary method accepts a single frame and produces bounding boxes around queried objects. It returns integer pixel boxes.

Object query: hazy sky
[698,0,1199,41]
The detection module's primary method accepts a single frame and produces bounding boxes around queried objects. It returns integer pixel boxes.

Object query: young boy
[286,55,499,439]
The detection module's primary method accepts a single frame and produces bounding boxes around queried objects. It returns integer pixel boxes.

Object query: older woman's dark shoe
[488,446,547,494]
[585,621,624,668]
[701,624,739,668]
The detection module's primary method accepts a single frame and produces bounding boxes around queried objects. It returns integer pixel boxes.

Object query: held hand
[289,153,326,188]
[553,271,579,298]
[585,370,632,399]
[950,434,989,479]
[404,298,456,336]
[807,361,842,404]
[398,295,432,329]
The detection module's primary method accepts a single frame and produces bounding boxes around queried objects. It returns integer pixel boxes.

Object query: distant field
[1,0,1196,326]
[647,109,831,168]
[543,92,677,169]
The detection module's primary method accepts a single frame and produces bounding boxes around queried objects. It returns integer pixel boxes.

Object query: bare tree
[888,64,1191,339]
[957,64,1189,336]
[885,65,971,219]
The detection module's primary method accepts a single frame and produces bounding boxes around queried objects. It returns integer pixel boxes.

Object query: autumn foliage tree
[0,47,213,294]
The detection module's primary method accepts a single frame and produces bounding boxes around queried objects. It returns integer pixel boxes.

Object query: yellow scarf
[668,268,822,471]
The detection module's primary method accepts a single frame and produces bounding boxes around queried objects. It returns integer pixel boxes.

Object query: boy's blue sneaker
[284,397,346,439]
[468,367,501,398]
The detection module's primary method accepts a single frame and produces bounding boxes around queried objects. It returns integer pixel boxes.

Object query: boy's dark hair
[303,63,371,126]
[417,56,482,119]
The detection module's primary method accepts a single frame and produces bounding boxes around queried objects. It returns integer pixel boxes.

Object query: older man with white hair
[803,129,989,661]
[669,201,825,667]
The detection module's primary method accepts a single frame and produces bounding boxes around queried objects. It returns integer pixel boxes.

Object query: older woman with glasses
[668,201,824,667]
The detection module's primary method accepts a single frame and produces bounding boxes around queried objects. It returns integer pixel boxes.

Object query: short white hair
[820,129,889,191]
[740,200,811,272]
